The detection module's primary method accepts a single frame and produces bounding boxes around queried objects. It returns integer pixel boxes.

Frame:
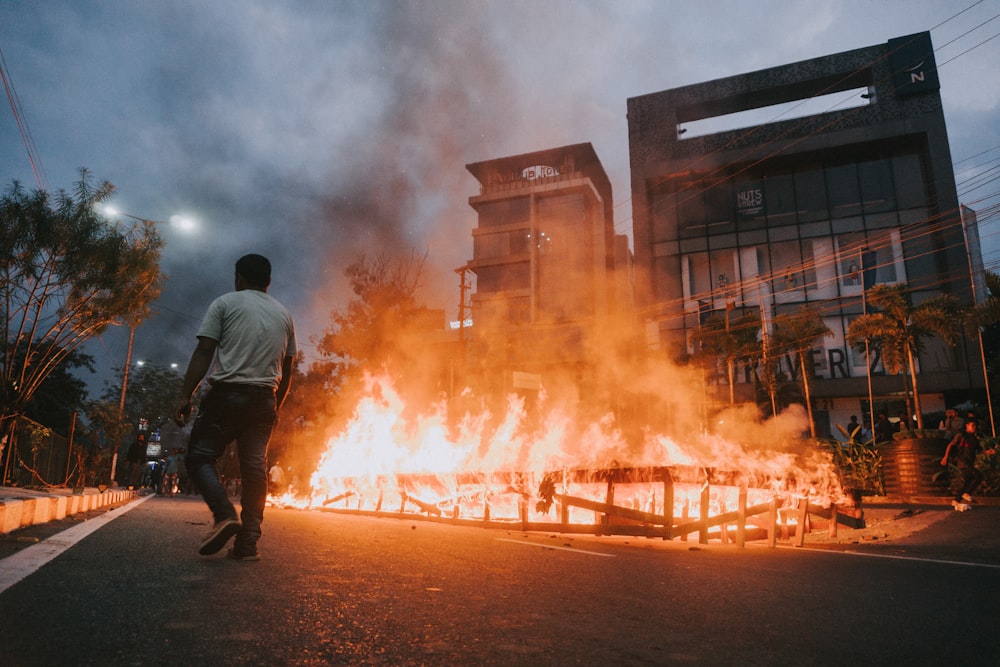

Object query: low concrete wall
[0,488,139,535]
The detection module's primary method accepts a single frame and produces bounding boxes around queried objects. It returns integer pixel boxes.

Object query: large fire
[268,373,853,542]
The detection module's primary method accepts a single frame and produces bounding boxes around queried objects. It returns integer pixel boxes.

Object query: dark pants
[955,460,984,501]
[185,383,276,552]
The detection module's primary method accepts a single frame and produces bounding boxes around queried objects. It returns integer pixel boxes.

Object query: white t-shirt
[197,289,296,389]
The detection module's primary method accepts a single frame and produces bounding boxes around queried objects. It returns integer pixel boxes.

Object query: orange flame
[270,373,847,524]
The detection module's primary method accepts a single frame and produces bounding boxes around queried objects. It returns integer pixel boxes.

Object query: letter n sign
[888,32,939,97]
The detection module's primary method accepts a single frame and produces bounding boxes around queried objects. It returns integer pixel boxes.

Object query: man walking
[176,254,296,560]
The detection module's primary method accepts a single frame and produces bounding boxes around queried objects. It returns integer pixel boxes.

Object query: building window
[704,179,734,233]
[476,262,529,293]
[763,171,796,226]
[826,163,863,218]
[769,240,806,303]
[677,186,707,238]
[892,153,928,209]
[859,159,896,213]
[537,193,592,321]
[478,197,529,228]
[794,166,828,222]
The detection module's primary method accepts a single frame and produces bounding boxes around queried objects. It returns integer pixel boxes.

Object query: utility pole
[110,324,136,485]
[960,206,995,436]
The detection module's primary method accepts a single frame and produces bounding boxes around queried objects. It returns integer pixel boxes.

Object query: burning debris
[268,374,863,546]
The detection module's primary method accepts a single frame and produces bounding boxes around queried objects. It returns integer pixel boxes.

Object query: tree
[0,172,163,480]
[690,309,761,407]
[315,252,428,387]
[967,270,1000,435]
[97,363,184,432]
[771,307,833,438]
[20,345,93,436]
[846,283,964,429]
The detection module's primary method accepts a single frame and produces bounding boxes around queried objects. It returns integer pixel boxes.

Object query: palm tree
[846,283,964,429]
[691,309,761,406]
[972,271,1000,323]
[771,307,833,438]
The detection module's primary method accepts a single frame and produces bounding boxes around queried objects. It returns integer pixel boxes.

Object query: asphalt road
[1,495,998,666]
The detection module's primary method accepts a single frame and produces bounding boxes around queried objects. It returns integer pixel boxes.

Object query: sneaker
[199,518,241,556]
[227,547,260,562]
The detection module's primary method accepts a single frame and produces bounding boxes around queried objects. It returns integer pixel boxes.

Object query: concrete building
[463,143,635,412]
[626,32,985,436]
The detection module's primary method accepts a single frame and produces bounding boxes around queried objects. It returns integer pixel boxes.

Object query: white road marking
[495,538,616,557]
[0,494,153,595]
[794,547,1000,569]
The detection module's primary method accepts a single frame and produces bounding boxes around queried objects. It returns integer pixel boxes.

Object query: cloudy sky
[1,0,998,394]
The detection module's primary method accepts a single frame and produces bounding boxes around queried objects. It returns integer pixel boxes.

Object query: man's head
[966,418,978,432]
[235,254,271,291]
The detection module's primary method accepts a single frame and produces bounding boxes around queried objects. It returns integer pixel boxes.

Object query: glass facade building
[627,32,983,434]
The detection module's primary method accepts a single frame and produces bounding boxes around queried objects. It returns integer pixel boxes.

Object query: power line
[0,47,47,191]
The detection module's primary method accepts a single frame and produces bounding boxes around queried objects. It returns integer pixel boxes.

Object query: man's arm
[275,354,294,409]
[941,432,959,466]
[175,336,218,426]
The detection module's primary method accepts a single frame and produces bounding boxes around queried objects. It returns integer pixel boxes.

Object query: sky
[1,0,998,396]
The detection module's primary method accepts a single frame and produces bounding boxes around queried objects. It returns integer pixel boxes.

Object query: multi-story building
[463,143,634,413]
[626,32,984,436]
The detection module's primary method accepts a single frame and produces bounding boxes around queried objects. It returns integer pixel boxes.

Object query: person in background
[938,408,964,440]
[268,459,286,496]
[161,448,180,496]
[941,418,995,510]
[896,412,911,433]
[873,411,895,443]
[176,253,296,562]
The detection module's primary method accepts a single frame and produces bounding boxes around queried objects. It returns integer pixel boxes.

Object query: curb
[0,488,142,535]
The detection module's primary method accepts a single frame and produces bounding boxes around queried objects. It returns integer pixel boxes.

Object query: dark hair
[235,254,271,289]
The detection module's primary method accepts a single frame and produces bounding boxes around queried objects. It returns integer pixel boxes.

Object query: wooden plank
[737,486,747,548]
[795,498,808,547]
[554,493,672,526]
[768,496,778,548]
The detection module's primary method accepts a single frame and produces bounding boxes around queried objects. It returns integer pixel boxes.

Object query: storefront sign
[736,182,763,217]
[522,165,559,180]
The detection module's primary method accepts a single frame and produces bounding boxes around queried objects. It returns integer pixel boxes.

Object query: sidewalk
[0,485,142,535]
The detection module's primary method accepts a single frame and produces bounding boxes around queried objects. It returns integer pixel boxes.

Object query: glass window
[734,173,766,230]
[892,153,928,209]
[478,197,529,228]
[704,179,734,233]
[475,262,529,293]
[711,249,739,306]
[835,233,867,293]
[686,251,711,303]
[809,238,838,299]
[650,190,677,243]
[654,255,678,300]
[901,210,938,292]
[769,241,805,303]
[826,163,862,218]
[869,229,903,285]
[764,171,796,226]
[859,159,896,213]
[509,230,529,255]
[795,166,828,222]
[677,186,706,238]
[537,194,591,321]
